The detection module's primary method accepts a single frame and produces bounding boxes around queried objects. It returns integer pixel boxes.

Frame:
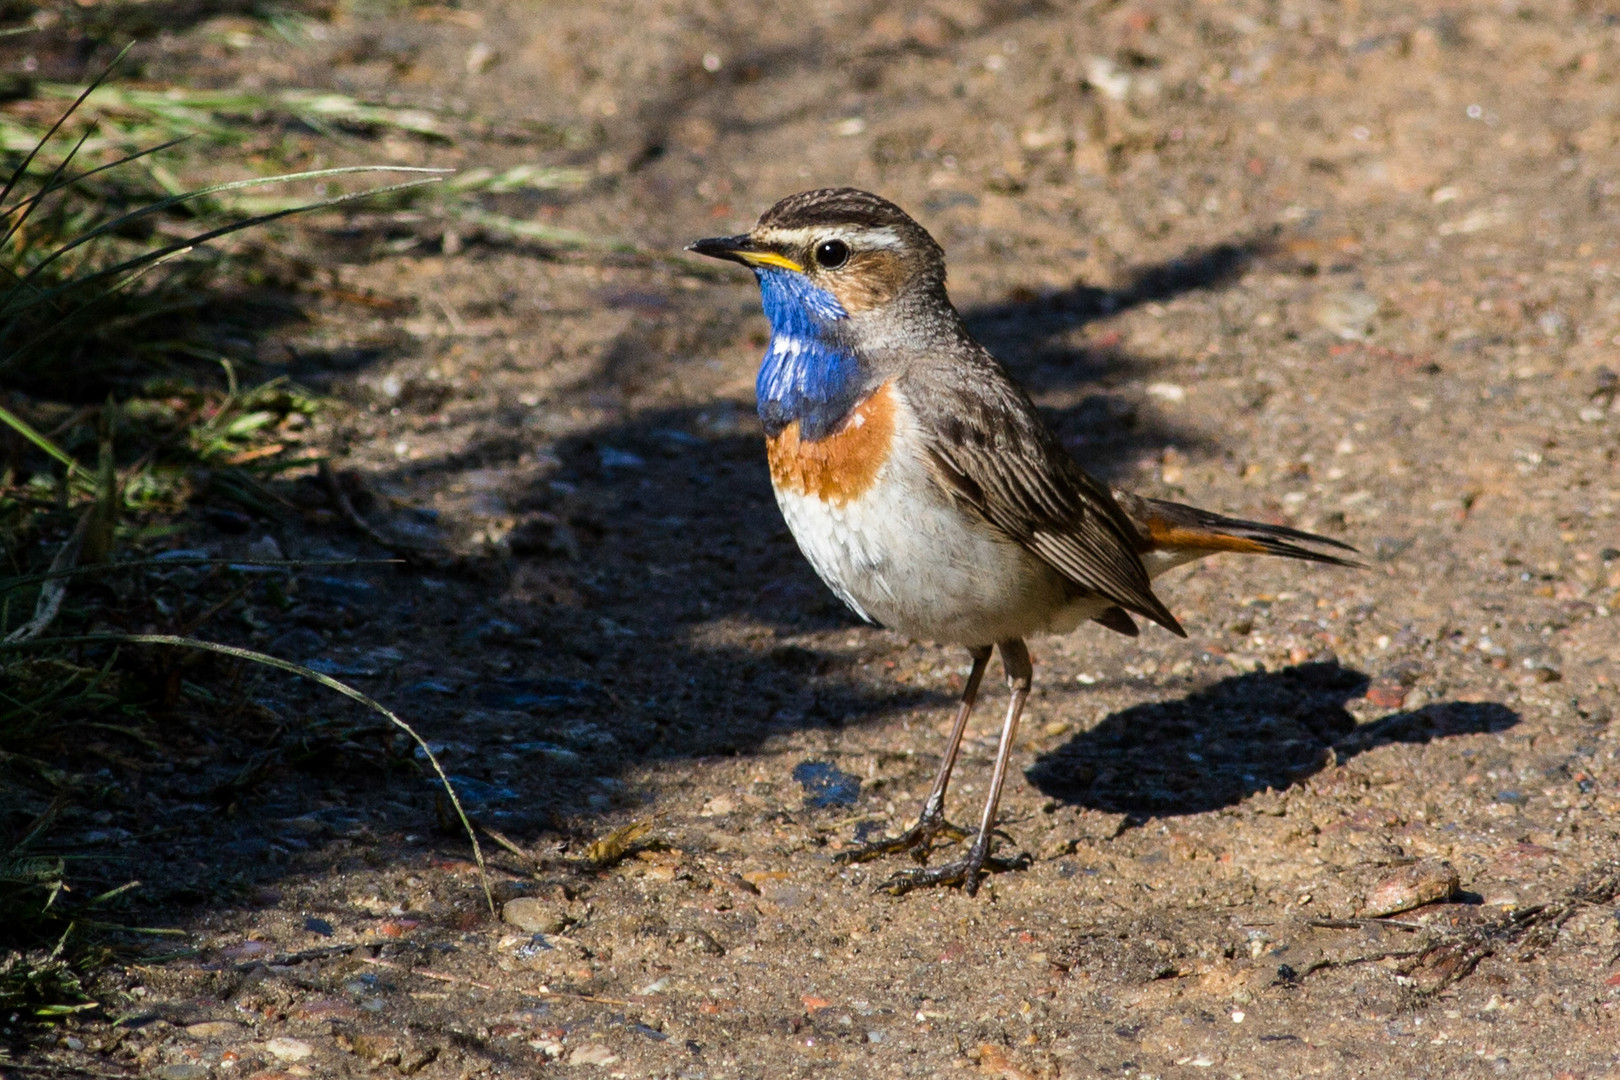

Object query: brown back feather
[907,349,1186,637]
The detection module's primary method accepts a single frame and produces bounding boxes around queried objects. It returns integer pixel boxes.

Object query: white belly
[773,448,1103,647]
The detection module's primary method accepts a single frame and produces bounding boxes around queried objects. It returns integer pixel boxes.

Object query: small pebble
[502,897,569,935]
[1313,288,1380,341]
[1362,859,1459,916]
[344,1032,402,1063]
[290,998,357,1021]
[220,940,271,961]
[153,1066,210,1080]
[567,1043,620,1066]
[246,535,285,561]
[268,628,325,658]
[265,1036,314,1062]
[374,919,420,938]
[1365,682,1407,709]
[700,794,736,816]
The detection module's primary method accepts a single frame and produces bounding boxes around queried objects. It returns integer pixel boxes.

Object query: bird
[688,188,1359,896]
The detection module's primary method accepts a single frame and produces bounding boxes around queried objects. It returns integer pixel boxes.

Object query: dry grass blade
[30,84,454,142]
[2,511,90,645]
[0,171,446,371]
[3,167,448,321]
[480,826,541,871]
[0,634,494,913]
[446,206,641,255]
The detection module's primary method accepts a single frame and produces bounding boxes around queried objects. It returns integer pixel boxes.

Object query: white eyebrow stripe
[753,227,821,246]
[753,225,907,252]
[853,227,905,250]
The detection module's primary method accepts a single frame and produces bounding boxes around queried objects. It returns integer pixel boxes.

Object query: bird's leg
[834,645,991,866]
[879,639,1033,896]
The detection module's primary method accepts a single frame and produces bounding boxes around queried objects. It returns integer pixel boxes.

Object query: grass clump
[0,44,463,1024]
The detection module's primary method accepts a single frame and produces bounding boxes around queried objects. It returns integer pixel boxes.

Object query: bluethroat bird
[689,188,1358,896]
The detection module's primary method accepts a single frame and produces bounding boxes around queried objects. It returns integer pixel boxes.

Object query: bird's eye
[814,239,850,269]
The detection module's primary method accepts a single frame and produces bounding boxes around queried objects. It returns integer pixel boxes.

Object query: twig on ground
[3,510,90,644]
[481,826,543,871]
[318,462,450,565]
[1286,946,1431,985]
[1306,917,1427,933]
[231,944,366,971]
[0,558,397,596]
[358,957,633,1006]
[1293,867,1620,993]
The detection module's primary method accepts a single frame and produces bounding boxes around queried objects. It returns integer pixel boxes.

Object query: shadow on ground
[82,233,1306,910]
[387,236,1280,794]
[1027,661,1519,817]
[965,238,1274,475]
[268,236,1289,826]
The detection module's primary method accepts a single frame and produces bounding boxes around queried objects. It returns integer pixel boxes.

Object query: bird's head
[688,188,948,339]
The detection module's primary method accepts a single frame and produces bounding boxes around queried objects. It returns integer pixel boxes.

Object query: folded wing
[913,366,1187,637]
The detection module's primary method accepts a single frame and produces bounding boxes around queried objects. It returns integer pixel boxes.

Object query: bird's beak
[686,234,804,272]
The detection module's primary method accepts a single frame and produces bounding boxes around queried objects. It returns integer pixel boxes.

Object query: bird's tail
[1115,491,1364,568]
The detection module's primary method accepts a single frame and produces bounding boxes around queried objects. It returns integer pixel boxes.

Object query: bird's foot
[874,842,1030,897]
[833,815,970,866]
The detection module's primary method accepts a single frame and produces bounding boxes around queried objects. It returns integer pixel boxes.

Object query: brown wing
[907,358,1186,637]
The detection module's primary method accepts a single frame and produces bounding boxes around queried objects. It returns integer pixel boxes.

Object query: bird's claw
[833,817,969,865]
[875,849,1030,897]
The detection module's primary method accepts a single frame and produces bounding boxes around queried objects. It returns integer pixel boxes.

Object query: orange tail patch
[766,381,897,505]
[1145,520,1270,556]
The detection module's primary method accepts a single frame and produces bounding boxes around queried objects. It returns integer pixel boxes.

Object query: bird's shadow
[963,237,1267,355]
[327,231,1301,827]
[1027,661,1519,817]
[961,236,1275,478]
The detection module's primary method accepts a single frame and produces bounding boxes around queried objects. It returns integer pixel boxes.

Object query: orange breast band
[766,380,898,505]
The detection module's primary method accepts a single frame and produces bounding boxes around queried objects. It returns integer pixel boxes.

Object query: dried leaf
[586,818,655,868]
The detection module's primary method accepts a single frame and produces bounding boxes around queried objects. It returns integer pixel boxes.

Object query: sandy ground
[16,0,1620,1077]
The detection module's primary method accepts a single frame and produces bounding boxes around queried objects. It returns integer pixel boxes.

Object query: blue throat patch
[752,268,866,441]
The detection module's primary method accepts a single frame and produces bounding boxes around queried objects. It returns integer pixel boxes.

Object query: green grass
[0,39,477,1024]
[0,0,641,1021]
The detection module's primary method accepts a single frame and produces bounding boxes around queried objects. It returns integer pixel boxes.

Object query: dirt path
[24,1,1620,1077]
